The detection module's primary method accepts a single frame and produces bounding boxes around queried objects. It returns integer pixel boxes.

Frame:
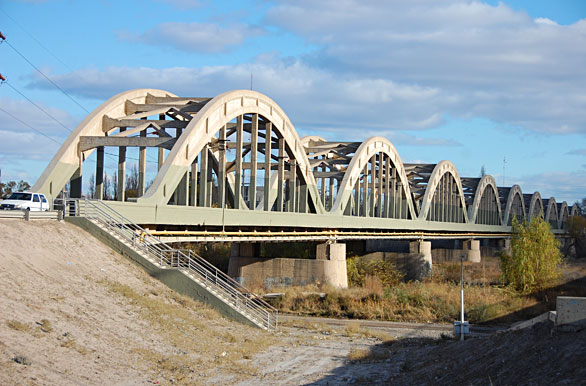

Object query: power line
[3,81,73,134]
[3,39,90,114]
[0,7,74,73]
[0,105,62,145]
[2,81,160,164]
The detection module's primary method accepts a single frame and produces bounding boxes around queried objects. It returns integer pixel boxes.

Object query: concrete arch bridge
[33,89,580,287]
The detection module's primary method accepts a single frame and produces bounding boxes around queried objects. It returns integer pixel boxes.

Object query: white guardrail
[0,209,61,220]
[59,198,278,330]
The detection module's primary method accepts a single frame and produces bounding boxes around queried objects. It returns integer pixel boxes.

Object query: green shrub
[346,256,404,288]
[500,216,562,293]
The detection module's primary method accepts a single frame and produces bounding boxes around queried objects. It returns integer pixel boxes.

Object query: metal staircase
[65,199,278,330]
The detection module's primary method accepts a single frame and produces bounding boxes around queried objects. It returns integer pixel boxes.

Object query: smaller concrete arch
[545,197,559,228]
[527,192,544,220]
[571,203,582,217]
[418,161,469,223]
[503,185,526,225]
[558,201,570,230]
[331,137,416,218]
[467,175,502,225]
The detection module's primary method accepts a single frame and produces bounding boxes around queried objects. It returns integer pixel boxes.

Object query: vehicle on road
[0,192,50,211]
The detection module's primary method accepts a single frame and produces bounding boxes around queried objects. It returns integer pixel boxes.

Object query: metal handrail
[64,198,277,330]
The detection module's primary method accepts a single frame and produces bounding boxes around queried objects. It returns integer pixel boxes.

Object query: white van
[0,192,50,211]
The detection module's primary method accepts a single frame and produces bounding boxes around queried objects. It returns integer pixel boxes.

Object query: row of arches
[33,89,580,230]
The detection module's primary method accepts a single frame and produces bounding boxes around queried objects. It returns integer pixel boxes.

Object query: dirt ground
[1,219,585,385]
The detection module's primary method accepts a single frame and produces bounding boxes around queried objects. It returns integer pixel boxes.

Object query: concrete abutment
[227,242,348,289]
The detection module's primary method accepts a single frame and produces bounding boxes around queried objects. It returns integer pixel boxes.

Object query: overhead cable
[0,105,62,145]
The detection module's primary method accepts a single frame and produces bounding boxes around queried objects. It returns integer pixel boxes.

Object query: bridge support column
[409,240,432,279]
[138,129,146,197]
[95,146,104,199]
[316,242,348,288]
[231,242,261,258]
[117,134,126,201]
[463,239,481,262]
[70,165,83,199]
[497,239,512,256]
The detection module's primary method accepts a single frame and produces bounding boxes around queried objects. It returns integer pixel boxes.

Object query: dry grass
[97,278,275,384]
[268,279,536,324]
[363,275,384,296]
[58,333,88,355]
[433,258,502,285]
[347,347,393,363]
[6,320,33,333]
[38,319,53,333]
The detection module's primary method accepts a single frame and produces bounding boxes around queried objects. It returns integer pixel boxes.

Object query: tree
[501,216,562,293]
[88,174,95,199]
[103,172,111,200]
[125,164,139,199]
[569,216,586,258]
[17,180,31,191]
[112,172,118,200]
[575,197,586,214]
[0,180,29,198]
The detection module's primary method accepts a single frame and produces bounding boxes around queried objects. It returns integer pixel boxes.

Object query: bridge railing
[61,198,278,330]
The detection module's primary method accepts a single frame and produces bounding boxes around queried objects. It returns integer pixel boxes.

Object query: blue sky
[1,0,585,203]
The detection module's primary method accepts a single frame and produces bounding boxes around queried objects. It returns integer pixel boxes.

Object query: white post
[460,255,465,341]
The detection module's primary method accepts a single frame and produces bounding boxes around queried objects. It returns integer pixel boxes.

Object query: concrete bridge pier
[230,242,261,259]
[409,240,432,280]
[497,238,512,255]
[463,239,481,262]
[316,242,348,289]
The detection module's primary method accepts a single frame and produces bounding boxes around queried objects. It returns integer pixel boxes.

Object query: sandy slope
[1,219,433,385]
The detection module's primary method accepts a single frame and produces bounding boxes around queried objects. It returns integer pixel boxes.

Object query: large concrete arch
[503,185,526,225]
[528,192,544,220]
[32,88,173,200]
[138,90,325,213]
[330,137,416,218]
[467,175,502,225]
[418,161,469,222]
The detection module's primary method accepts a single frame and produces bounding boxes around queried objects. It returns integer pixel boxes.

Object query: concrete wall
[228,256,348,288]
[229,242,348,288]
[556,296,586,326]
[66,217,260,328]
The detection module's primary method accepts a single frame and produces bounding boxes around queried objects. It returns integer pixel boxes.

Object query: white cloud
[265,0,586,134]
[122,22,263,53]
[515,170,586,203]
[27,60,447,137]
[24,0,586,138]
[0,129,61,161]
[0,97,77,135]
